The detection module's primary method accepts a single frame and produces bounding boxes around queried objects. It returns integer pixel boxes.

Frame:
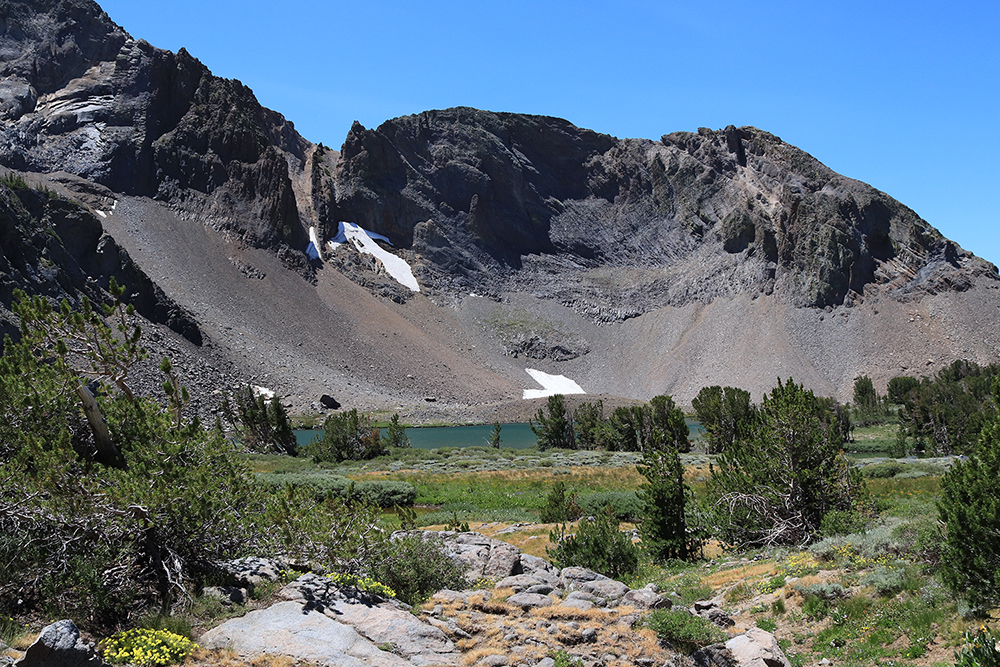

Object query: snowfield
[327,222,420,292]
[523,368,586,399]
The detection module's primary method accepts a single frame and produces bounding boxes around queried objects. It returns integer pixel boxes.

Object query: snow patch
[523,368,586,399]
[306,226,321,260]
[251,385,275,400]
[327,222,419,292]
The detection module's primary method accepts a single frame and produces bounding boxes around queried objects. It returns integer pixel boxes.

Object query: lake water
[295,418,705,451]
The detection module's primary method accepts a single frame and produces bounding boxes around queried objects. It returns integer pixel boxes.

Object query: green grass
[239,439,979,667]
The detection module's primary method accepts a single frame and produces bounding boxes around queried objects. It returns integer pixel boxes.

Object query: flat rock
[506,593,554,610]
[579,579,630,603]
[321,598,458,666]
[557,598,595,611]
[559,566,608,589]
[430,590,469,605]
[199,601,411,667]
[621,588,670,610]
[220,556,285,586]
[725,628,791,667]
[495,574,544,592]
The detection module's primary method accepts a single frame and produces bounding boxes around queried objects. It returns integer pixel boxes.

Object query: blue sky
[98,0,999,265]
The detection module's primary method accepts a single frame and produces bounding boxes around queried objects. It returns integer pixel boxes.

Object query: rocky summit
[2,0,998,417]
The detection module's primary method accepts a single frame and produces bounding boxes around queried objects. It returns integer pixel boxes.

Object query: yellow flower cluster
[781,552,817,578]
[100,628,197,666]
[831,543,893,569]
[327,572,397,599]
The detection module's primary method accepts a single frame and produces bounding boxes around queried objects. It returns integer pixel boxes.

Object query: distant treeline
[889,359,1000,456]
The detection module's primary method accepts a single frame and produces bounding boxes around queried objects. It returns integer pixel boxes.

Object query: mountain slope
[1,0,998,414]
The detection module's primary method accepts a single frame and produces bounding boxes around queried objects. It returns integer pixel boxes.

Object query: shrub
[861,462,907,479]
[309,409,386,463]
[793,582,845,600]
[365,533,468,606]
[325,572,396,599]
[757,618,777,632]
[954,625,1000,667]
[645,609,727,654]
[101,628,196,666]
[223,386,296,455]
[890,515,943,566]
[256,474,416,507]
[820,509,868,536]
[548,509,640,579]
[576,490,642,522]
[549,649,584,667]
[802,595,829,621]
[862,565,909,597]
[0,288,389,630]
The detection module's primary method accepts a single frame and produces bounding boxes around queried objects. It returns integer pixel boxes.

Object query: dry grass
[8,632,35,651]
[460,646,508,666]
[702,562,778,588]
[185,648,314,666]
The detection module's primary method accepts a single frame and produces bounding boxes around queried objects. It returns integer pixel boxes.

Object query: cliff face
[0,0,312,260]
[333,109,994,320]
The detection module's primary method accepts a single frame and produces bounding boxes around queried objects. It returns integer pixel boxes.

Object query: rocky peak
[333,110,995,317]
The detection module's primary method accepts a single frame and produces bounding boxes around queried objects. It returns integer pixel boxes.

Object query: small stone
[581,628,598,643]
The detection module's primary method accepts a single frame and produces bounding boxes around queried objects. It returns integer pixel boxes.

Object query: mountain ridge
[1,0,997,414]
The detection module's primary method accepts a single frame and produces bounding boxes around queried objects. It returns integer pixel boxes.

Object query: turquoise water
[294,418,705,451]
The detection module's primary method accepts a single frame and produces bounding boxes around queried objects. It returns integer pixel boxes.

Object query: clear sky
[97,0,1000,266]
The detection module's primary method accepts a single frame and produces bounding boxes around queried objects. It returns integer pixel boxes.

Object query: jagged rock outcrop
[205,533,788,667]
[0,0,313,264]
[334,108,996,319]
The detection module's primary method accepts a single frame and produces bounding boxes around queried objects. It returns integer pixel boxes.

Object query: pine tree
[487,422,502,449]
[939,379,1000,610]
[531,394,574,450]
[383,413,410,448]
[638,434,700,561]
[708,378,863,548]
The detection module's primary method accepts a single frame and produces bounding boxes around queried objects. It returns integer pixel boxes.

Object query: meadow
[247,423,981,667]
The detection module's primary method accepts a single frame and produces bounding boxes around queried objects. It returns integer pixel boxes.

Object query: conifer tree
[939,379,1000,610]
[709,378,862,547]
[637,431,701,561]
[383,413,410,448]
[531,394,574,450]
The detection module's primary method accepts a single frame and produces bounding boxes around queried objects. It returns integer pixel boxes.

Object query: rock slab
[199,601,411,667]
